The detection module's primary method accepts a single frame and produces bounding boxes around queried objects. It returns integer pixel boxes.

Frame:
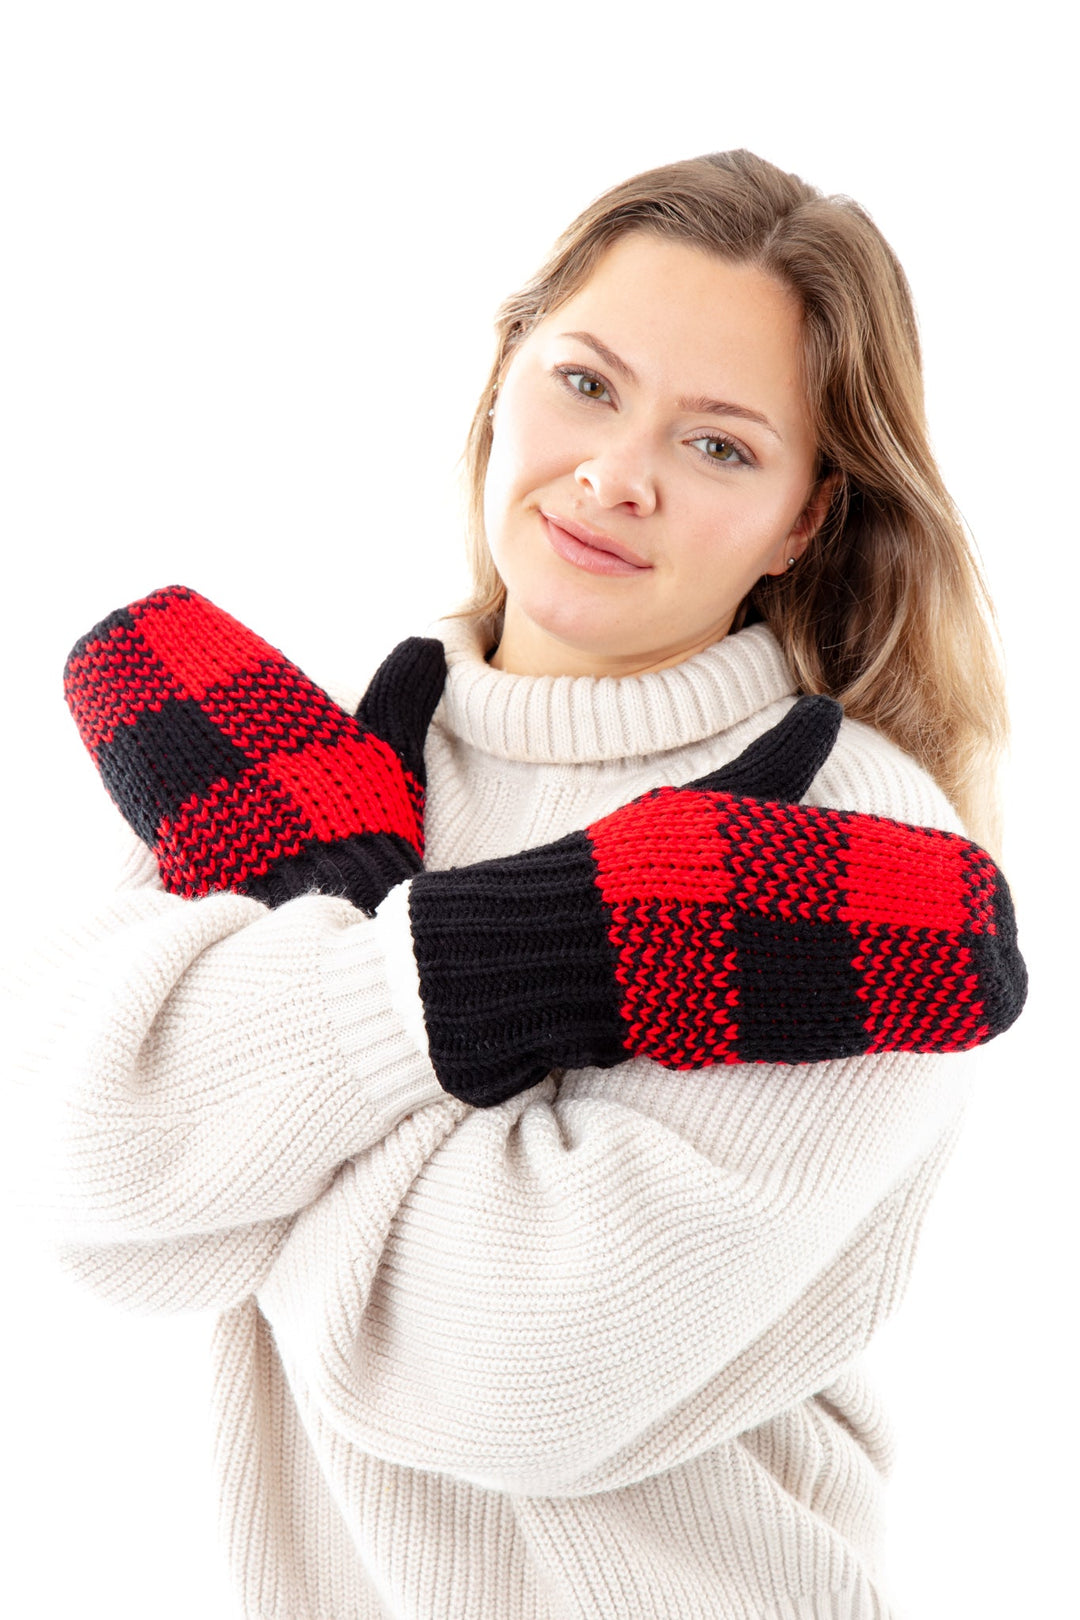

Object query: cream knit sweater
[41,615,978,1620]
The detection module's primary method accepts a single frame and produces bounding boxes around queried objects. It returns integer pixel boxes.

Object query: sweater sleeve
[28,827,453,1309]
[257,1040,972,1495]
[250,718,987,1496]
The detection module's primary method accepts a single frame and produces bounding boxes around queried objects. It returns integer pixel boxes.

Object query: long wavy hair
[452,150,1007,852]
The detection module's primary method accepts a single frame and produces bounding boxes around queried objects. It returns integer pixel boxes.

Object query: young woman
[48,150,1024,1619]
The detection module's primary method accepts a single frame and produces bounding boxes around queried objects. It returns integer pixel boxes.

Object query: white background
[1,3,1074,1616]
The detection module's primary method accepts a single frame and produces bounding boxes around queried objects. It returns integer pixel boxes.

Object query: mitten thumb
[354,636,447,788]
[686,694,843,802]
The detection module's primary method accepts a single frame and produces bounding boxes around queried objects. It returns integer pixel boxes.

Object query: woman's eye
[689,435,746,466]
[560,369,612,403]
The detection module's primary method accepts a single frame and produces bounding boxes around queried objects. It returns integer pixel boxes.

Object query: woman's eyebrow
[559,329,783,441]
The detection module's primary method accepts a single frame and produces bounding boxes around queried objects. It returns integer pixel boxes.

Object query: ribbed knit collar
[431,615,798,764]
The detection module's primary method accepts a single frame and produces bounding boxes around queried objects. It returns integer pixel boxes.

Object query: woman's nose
[573,428,658,515]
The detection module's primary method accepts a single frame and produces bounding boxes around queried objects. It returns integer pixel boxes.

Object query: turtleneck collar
[429,615,798,765]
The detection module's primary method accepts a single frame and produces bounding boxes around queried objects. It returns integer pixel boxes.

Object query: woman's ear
[766,471,842,574]
[796,470,843,544]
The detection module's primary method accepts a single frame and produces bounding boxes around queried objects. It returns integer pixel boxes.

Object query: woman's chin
[494,591,732,679]
[495,590,637,671]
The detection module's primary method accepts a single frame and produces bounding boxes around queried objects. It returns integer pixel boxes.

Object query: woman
[47,150,1023,1619]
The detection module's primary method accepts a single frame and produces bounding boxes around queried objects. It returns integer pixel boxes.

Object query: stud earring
[786,557,797,568]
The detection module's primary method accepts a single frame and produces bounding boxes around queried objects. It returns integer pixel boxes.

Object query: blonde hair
[454,149,1007,852]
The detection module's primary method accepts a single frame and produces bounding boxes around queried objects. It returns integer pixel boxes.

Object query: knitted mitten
[404,697,1027,1106]
[64,585,446,914]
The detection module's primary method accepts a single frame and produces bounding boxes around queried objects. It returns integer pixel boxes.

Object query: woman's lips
[540,513,652,577]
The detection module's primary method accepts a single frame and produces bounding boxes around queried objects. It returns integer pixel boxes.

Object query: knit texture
[63,585,446,914]
[36,615,995,1620]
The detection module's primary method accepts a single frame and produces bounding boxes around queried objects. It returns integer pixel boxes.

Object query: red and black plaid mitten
[406,697,1027,1106]
[64,585,446,914]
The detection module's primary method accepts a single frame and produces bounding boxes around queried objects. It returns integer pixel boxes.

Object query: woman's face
[483,232,831,678]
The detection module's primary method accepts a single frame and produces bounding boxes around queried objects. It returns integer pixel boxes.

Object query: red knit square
[133,589,276,702]
[265,732,421,846]
[837,818,984,934]
[589,788,739,905]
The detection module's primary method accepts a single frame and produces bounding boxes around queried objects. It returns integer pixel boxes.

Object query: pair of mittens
[65,587,1027,1110]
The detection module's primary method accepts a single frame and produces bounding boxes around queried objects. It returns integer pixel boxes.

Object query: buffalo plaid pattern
[586,785,1017,1066]
[64,586,432,906]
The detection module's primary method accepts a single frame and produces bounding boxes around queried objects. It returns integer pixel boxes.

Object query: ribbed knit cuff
[320,915,446,1134]
[408,832,627,1108]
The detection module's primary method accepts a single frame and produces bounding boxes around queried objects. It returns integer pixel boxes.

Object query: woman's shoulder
[803,710,964,836]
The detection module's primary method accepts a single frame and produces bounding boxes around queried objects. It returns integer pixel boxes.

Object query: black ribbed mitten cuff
[408,834,626,1107]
